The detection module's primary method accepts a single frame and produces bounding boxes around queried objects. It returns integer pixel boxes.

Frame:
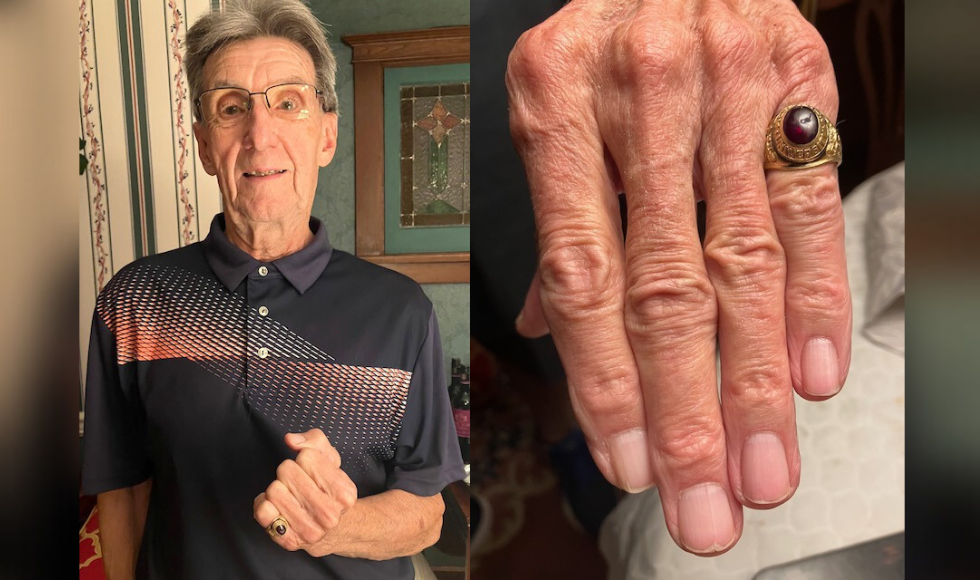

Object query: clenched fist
[254,429,357,556]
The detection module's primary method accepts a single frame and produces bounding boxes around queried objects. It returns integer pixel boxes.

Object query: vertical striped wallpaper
[79,0,223,419]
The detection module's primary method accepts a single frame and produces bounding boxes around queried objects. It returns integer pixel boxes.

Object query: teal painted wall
[309,1,471,375]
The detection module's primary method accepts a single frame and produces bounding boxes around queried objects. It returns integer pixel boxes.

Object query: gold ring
[267,516,289,538]
[764,104,842,170]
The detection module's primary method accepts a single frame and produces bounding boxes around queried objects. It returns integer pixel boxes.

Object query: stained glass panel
[399,83,470,228]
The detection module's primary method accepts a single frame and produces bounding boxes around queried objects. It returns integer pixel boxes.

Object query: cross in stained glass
[399,82,470,228]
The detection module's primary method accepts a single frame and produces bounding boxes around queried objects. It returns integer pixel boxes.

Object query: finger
[770,163,851,399]
[697,9,800,511]
[285,429,342,468]
[295,448,357,510]
[266,477,321,545]
[603,6,739,554]
[253,492,279,529]
[277,459,346,534]
[515,271,550,339]
[765,18,852,400]
[254,492,294,548]
[506,17,652,492]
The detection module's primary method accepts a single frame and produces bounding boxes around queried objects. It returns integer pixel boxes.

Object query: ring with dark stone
[268,516,289,537]
[764,103,841,170]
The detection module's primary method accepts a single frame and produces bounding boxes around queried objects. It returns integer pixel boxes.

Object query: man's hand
[507,0,851,555]
[253,429,357,556]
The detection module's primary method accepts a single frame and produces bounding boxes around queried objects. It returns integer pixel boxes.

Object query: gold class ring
[764,104,842,170]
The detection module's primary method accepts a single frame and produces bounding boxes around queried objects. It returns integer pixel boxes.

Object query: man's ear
[317,112,338,168]
[192,121,217,176]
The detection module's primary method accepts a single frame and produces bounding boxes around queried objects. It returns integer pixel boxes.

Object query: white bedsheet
[598,167,906,579]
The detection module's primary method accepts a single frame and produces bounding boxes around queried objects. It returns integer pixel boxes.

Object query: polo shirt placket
[245,263,275,417]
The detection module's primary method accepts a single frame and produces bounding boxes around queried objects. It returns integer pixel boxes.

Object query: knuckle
[614,21,690,88]
[702,16,765,77]
[769,175,842,226]
[789,28,831,73]
[777,27,833,87]
[266,479,287,501]
[537,238,621,323]
[259,502,276,520]
[571,371,639,426]
[275,460,296,482]
[327,447,342,468]
[725,362,787,403]
[703,227,784,284]
[506,25,590,148]
[624,265,716,335]
[506,23,580,98]
[310,428,327,444]
[786,275,850,317]
[253,502,271,521]
[295,450,313,472]
[655,419,726,473]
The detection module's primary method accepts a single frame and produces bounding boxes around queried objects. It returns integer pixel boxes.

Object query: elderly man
[80,1,465,578]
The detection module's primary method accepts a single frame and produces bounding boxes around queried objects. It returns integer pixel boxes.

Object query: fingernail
[801,338,840,396]
[608,429,654,493]
[678,483,735,553]
[741,432,790,504]
[514,310,525,329]
[289,433,305,444]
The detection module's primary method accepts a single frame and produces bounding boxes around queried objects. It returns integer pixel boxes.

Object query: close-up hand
[507,0,851,555]
[253,429,358,556]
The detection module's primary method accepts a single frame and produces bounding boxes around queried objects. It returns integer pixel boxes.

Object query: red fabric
[79,506,106,580]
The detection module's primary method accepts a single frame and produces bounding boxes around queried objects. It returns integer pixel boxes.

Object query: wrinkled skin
[253,429,357,556]
[506,0,851,555]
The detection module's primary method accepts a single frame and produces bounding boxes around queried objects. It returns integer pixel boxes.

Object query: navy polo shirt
[81,214,465,579]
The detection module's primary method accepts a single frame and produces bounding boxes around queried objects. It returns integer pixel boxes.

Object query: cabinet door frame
[342,26,470,284]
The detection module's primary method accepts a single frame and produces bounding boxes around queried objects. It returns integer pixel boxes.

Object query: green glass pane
[429,137,449,194]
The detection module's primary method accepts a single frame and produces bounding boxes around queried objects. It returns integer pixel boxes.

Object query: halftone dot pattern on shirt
[96,264,413,474]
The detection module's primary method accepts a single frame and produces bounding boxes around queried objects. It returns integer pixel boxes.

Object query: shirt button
[258,266,269,276]
[258,306,269,316]
[257,347,269,358]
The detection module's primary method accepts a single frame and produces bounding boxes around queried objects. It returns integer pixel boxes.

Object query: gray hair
[185,0,338,121]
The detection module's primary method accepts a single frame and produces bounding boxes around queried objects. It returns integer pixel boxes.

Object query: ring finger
[254,492,290,542]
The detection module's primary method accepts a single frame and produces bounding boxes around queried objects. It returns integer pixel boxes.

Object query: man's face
[193,36,338,227]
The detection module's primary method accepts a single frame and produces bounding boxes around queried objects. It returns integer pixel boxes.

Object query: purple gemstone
[275,524,286,535]
[782,106,818,145]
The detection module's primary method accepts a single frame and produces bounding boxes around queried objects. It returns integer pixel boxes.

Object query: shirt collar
[202,213,333,295]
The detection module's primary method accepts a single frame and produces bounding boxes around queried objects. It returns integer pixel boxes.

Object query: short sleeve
[386,309,466,496]
[80,308,152,495]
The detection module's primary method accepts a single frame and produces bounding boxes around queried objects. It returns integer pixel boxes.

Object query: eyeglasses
[196,83,330,127]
